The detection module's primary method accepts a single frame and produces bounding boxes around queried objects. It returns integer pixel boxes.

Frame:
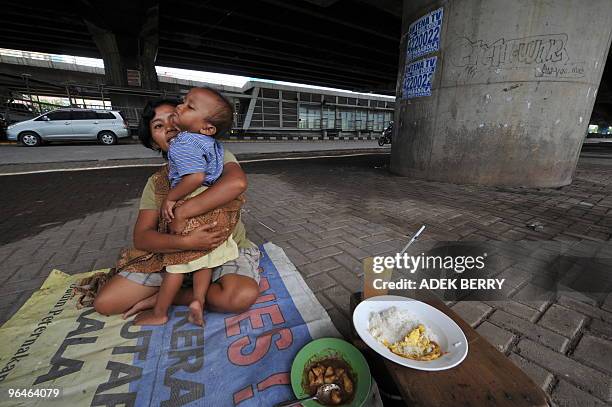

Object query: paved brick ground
[1,154,611,405]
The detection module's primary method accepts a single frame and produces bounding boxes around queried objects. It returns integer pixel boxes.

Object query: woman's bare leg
[122,274,260,319]
[94,275,159,316]
[188,268,212,326]
[206,274,259,313]
[134,273,183,325]
[122,286,196,319]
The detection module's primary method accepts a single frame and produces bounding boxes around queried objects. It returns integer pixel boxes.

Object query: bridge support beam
[84,3,159,109]
[391,0,612,187]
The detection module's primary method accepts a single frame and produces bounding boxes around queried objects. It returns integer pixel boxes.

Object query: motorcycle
[378,121,393,146]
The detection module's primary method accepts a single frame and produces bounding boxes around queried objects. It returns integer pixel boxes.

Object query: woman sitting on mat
[76,96,261,319]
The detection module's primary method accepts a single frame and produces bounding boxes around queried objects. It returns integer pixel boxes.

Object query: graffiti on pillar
[403,56,438,99]
[406,7,444,61]
[449,33,585,82]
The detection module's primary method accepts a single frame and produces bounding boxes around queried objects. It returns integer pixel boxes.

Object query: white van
[7,108,130,146]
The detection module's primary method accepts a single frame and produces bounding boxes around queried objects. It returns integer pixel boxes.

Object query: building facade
[229,82,394,140]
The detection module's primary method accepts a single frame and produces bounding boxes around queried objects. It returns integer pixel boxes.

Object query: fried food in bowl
[304,357,355,405]
[290,338,371,407]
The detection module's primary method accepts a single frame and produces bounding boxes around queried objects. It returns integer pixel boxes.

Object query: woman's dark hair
[138,98,180,150]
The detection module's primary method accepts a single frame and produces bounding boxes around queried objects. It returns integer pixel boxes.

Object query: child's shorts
[165,235,239,274]
[118,246,261,286]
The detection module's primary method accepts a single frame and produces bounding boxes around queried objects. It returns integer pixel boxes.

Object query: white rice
[368,306,437,345]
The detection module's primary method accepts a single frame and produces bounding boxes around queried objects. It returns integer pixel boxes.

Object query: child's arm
[163,172,206,221]
[169,163,247,233]
[168,172,205,201]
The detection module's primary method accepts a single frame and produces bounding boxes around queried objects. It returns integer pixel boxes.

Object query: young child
[136,87,238,327]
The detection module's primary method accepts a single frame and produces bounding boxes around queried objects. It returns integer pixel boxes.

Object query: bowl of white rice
[353,296,468,371]
[368,306,442,360]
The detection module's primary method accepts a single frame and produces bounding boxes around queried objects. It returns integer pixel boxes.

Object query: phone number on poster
[403,56,437,98]
[406,7,444,61]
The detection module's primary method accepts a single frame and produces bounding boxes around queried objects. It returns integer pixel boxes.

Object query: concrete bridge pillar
[83,2,159,109]
[391,0,612,187]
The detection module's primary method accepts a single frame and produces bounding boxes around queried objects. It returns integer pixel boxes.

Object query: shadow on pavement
[0,167,156,245]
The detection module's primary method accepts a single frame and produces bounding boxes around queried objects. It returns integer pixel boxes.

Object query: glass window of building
[300,93,320,102]
[282,101,298,128]
[371,111,386,131]
[355,109,368,130]
[384,112,392,126]
[322,107,336,129]
[262,99,280,127]
[282,91,298,101]
[338,108,355,130]
[261,89,279,99]
[298,104,321,129]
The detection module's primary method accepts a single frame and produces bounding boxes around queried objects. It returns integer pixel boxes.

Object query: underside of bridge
[0,0,401,93]
[0,0,609,120]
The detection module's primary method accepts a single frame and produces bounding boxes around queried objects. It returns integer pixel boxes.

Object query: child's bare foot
[188,300,205,326]
[134,309,169,326]
[123,294,158,319]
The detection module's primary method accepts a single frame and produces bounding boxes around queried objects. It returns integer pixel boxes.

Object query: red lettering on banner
[225,305,286,337]
[255,276,275,304]
[257,372,291,391]
[255,294,276,304]
[232,385,254,405]
[272,328,293,350]
[228,328,293,366]
[259,277,270,292]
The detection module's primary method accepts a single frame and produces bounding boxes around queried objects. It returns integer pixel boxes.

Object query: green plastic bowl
[291,338,371,407]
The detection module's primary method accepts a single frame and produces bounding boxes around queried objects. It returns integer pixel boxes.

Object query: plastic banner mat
[0,243,340,406]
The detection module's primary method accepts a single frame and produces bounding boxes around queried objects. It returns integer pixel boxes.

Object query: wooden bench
[349,291,551,407]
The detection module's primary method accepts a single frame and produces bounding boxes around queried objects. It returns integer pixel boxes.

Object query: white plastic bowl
[353,295,468,371]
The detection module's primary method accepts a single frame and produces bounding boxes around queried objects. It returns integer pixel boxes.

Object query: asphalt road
[0,140,387,165]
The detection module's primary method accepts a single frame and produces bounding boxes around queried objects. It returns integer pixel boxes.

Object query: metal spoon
[274,383,341,407]
[398,225,426,256]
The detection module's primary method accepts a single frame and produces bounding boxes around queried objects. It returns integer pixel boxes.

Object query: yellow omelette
[382,324,443,361]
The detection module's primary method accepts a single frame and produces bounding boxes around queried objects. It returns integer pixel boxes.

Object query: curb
[0,149,391,176]
[236,148,389,161]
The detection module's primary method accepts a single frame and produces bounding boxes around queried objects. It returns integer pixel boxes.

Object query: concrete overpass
[0,1,401,94]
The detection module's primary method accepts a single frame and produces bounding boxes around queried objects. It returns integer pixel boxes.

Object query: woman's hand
[181,222,228,251]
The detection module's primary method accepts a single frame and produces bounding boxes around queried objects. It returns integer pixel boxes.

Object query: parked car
[6,108,130,146]
[2,102,37,124]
